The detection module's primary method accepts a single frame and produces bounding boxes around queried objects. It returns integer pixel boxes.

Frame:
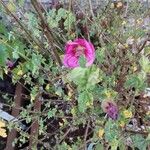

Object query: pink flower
[63,38,95,68]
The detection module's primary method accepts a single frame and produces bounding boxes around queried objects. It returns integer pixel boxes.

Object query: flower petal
[65,42,78,54]
[63,54,79,68]
[74,39,95,66]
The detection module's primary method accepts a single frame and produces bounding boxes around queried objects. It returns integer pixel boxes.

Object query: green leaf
[96,47,105,63]
[110,139,119,150]
[0,69,4,79]
[57,142,71,150]
[95,143,104,150]
[79,55,86,68]
[0,23,7,35]
[55,86,63,97]
[25,13,40,37]
[31,53,42,75]
[7,1,16,12]
[57,8,67,19]
[87,67,100,88]
[12,47,19,59]
[118,140,126,150]
[47,108,57,119]
[0,45,8,66]
[104,120,119,142]
[47,9,59,28]
[131,135,147,150]
[125,73,146,92]
[139,55,150,73]
[18,0,25,7]
[78,91,93,113]
[64,11,76,30]
[67,66,100,91]
[67,67,87,84]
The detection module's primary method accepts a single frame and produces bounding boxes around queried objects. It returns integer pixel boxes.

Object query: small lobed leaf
[78,91,93,113]
[131,135,147,150]
[139,55,150,73]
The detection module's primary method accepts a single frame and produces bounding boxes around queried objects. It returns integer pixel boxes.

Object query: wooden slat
[29,98,42,149]
[5,83,24,150]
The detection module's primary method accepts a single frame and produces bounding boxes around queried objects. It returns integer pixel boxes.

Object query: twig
[84,120,90,150]
[29,92,42,149]
[138,37,150,54]
[79,139,92,150]
[124,0,129,18]
[58,126,72,144]
[125,128,148,136]
[0,0,45,53]
[31,0,62,66]
[67,0,73,35]
[88,0,95,18]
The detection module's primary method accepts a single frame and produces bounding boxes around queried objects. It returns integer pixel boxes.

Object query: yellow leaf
[116,2,123,8]
[0,128,7,138]
[119,121,125,128]
[146,111,150,115]
[123,110,132,118]
[7,1,16,12]
[62,118,67,124]
[71,108,76,115]
[105,91,112,98]
[45,84,50,91]
[59,122,63,127]
[122,21,126,25]
[133,66,137,72]
[4,68,8,75]
[17,70,23,76]
[86,101,93,107]
[137,18,143,25]
[31,94,35,102]
[0,120,5,128]
[98,128,104,138]
[124,44,128,48]
[68,91,73,98]
[34,46,39,50]
[60,55,64,62]
[110,3,115,9]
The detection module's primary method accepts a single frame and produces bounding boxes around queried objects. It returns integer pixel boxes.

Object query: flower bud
[101,100,118,120]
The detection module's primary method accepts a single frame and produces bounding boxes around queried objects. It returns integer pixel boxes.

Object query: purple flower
[6,60,14,68]
[101,100,118,120]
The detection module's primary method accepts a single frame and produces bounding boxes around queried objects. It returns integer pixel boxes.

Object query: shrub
[0,0,150,149]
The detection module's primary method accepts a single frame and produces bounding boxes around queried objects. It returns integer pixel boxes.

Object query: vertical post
[29,98,42,149]
[5,83,24,150]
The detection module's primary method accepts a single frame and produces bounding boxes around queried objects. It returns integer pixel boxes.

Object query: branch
[58,126,72,144]
[0,0,45,53]
[31,0,62,66]
[125,128,148,136]
[138,38,149,54]
[88,0,95,18]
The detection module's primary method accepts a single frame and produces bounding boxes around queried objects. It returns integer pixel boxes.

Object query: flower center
[74,45,85,57]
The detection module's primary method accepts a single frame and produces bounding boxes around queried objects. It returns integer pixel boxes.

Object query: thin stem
[31,0,62,66]
[58,126,72,144]
[0,0,45,53]
[88,0,95,18]
[84,120,90,150]
[138,37,150,54]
